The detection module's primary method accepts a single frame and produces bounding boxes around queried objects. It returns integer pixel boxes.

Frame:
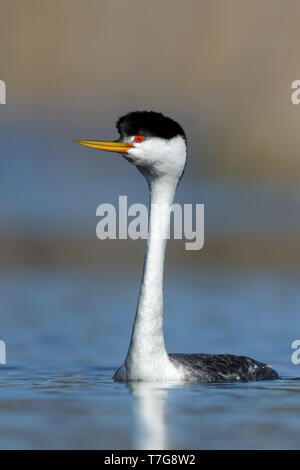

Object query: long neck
[125,175,177,366]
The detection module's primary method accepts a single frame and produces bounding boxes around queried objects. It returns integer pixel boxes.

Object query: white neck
[122,174,179,380]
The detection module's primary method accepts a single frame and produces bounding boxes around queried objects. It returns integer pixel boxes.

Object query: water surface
[0,268,299,449]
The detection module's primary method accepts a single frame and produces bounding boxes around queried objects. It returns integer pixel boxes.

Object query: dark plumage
[116,110,186,141]
[169,353,279,382]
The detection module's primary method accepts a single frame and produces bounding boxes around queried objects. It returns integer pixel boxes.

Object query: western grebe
[76,110,279,383]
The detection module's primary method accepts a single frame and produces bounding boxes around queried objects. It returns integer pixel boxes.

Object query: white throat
[114,135,187,382]
[117,175,181,381]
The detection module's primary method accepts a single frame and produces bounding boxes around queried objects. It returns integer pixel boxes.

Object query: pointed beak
[75,140,134,154]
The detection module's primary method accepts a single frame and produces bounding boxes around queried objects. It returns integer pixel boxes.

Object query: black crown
[116,111,186,141]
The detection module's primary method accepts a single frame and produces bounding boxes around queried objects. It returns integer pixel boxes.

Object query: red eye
[134,135,144,143]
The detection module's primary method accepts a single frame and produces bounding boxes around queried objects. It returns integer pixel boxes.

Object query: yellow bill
[76,140,134,153]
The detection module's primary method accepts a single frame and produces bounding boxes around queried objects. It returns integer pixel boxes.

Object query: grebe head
[76,110,187,182]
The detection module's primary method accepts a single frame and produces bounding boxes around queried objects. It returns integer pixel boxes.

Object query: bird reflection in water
[129,382,179,450]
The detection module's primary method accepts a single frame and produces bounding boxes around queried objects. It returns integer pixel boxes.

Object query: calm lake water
[0,268,299,449]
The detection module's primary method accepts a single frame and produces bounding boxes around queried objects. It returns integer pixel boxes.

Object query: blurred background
[1,0,300,449]
[1,0,300,270]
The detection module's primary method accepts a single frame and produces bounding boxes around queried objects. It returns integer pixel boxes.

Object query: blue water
[0,268,299,449]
